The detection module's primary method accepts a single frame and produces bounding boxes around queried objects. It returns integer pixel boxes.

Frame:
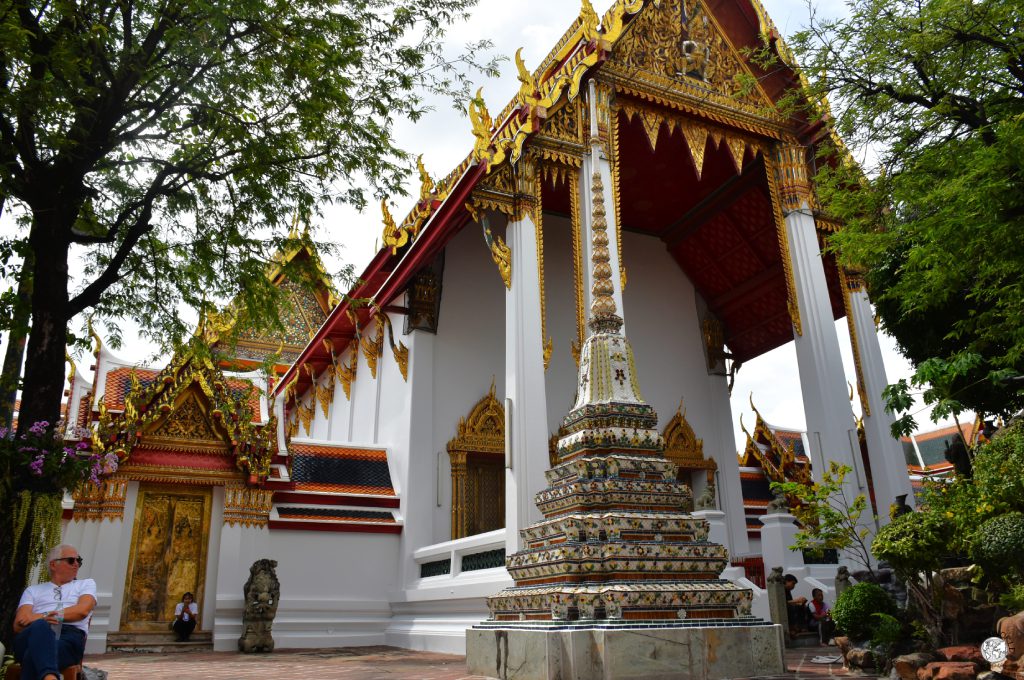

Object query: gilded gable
[607,0,771,109]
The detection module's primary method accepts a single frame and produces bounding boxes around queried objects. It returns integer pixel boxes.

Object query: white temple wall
[349,338,382,444]
[619,230,749,556]
[430,218,507,544]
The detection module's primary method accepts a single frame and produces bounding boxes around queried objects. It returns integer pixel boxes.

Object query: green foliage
[998,584,1024,612]
[971,422,1024,516]
[870,612,904,660]
[771,461,874,573]
[788,0,1024,425]
[970,512,1024,581]
[0,0,501,428]
[871,512,948,578]
[832,583,898,642]
[914,476,981,557]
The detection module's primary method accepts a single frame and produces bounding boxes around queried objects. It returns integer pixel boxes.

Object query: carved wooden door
[467,454,505,536]
[121,485,211,631]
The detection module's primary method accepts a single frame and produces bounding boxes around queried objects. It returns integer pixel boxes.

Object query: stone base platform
[466,623,785,680]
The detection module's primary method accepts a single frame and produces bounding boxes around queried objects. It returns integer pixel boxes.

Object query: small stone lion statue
[238,558,280,653]
[695,482,716,510]
[765,489,789,515]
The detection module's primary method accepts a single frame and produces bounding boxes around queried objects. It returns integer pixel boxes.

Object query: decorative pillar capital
[774,143,814,214]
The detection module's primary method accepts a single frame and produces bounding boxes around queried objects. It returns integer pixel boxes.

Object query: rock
[918,661,978,680]
[937,645,985,665]
[977,672,1015,680]
[895,653,938,680]
[848,647,876,669]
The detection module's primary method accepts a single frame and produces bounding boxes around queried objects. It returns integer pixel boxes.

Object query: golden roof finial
[581,0,600,43]
[417,155,434,203]
[87,315,103,354]
[515,48,539,105]
[380,199,408,255]
[469,88,493,162]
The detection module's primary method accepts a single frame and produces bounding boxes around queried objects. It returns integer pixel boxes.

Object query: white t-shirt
[19,579,97,633]
[174,602,199,622]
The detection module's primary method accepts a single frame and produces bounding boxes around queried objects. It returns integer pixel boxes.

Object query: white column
[786,207,865,503]
[759,512,804,572]
[847,283,915,519]
[399,329,437,585]
[504,213,550,554]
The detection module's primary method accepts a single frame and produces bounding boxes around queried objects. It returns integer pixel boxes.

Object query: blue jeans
[13,619,86,680]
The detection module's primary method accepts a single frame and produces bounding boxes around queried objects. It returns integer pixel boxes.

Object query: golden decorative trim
[527,153,553,371]
[569,165,585,366]
[839,267,871,416]
[315,369,334,420]
[774,143,815,213]
[361,314,385,379]
[297,399,315,435]
[663,402,717,472]
[223,482,274,528]
[72,479,129,522]
[379,311,410,382]
[480,214,513,289]
[763,152,803,336]
[380,199,409,255]
[602,88,626,292]
[702,316,726,370]
[337,337,358,400]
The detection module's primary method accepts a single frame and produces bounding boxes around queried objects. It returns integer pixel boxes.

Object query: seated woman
[807,588,836,642]
[172,592,199,642]
[13,544,96,680]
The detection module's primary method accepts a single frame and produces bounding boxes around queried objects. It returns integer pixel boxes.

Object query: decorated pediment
[94,343,277,480]
[606,0,772,110]
[662,402,716,471]
[448,381,505,456]
[146,389,231,448]
[737,396,811,486]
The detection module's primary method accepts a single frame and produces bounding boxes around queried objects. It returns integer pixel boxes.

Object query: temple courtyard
[83,644,875,679]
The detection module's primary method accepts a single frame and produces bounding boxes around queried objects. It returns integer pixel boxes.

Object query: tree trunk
[0,252,34,428]
[17,219,71,434]
[3,218,71,646]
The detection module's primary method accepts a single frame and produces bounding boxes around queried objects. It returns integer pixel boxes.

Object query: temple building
[59,0,913,655]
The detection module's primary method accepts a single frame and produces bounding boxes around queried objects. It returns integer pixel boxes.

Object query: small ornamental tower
[466,84,784,680]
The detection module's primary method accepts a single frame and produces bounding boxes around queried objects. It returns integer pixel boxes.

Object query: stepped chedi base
[466,131,783,678]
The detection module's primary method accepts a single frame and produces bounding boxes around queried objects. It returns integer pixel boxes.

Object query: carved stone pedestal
[466,623,785,680]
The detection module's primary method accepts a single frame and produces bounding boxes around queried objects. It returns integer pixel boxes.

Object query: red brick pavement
[83,644,882,679]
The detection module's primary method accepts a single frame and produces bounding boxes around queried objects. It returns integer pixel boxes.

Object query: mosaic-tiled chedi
[482,168,754,626]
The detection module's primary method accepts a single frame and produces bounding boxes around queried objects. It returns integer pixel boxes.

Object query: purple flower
[28,421,49,436]
[76,441,89,450]
[0,426,8,439]
[102,452,119,475]
[29,455,45,476]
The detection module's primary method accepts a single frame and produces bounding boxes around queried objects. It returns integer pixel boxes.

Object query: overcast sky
[9,0,957,450]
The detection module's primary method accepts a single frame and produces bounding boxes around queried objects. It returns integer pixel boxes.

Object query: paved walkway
[84,644,882,679]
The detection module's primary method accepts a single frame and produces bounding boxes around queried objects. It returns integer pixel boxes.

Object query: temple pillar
[449,450,469,539]
[844,274,915,519]
[774,145,866,507]
[504,166,551,553]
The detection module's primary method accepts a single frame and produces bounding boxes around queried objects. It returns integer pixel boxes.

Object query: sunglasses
[53,556,84,566]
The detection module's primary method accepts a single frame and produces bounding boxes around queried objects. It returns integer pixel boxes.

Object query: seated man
[783,573,809,634]
[807,587,836,642]
[13,544,96,680]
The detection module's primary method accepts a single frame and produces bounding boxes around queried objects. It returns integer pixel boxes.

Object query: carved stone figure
[766,488,789,515]
[238,558,280,653]
[695,482,716,510]
[890,494,912,520]
[997,611,1024,679]
[836,565,852,602]
[681,40,710,80]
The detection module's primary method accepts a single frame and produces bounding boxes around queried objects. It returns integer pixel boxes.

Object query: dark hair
[182,592,194,600]
[812,588,823,598]
[784,574,798,584]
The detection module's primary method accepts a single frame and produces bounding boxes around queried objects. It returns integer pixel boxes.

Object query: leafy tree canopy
[788,0,1024,433]
[0,0,499,429]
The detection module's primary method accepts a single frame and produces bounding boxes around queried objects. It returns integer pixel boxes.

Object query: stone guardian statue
[238,558,280,653]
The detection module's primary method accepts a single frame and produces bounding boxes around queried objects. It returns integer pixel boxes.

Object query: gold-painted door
[121,485,211,631]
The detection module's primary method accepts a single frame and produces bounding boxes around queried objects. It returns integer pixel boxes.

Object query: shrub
[872,512,948,578]
[833,582,898,641]
[970,512,1024,580]
[999,584,1024,612]
[972,422,1024,515]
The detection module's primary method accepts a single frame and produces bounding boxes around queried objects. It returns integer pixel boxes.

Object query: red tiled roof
[288,443,387,462]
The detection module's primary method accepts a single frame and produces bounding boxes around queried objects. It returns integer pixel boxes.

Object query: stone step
[106,630,213,654]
